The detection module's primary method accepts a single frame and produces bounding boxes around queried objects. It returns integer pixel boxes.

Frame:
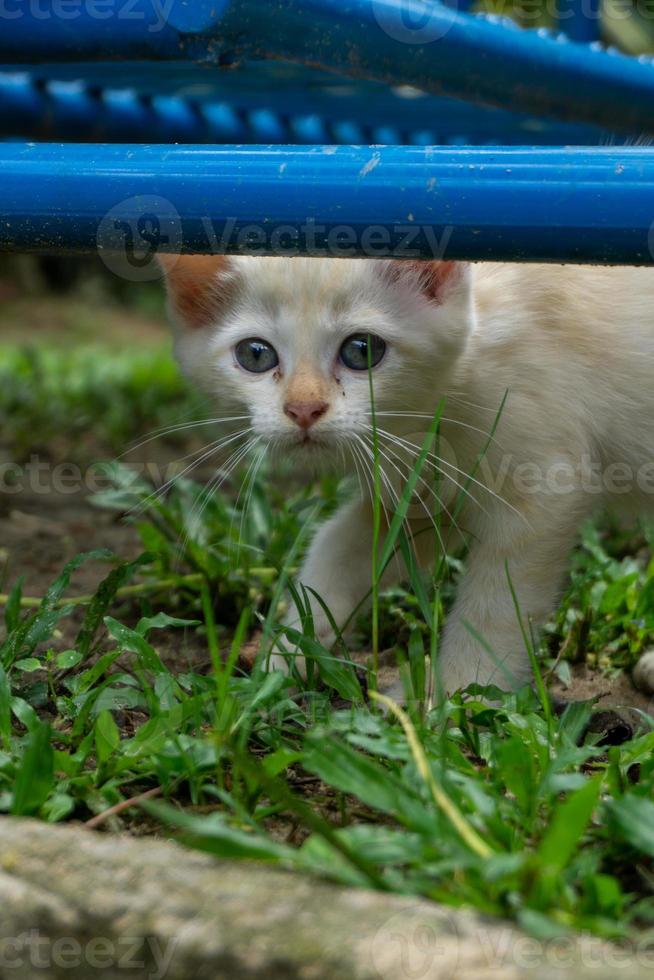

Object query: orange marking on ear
[158,254,234,328]
[385,260,460,303]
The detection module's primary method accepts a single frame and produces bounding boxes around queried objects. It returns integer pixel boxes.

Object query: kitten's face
[162,256,473,467]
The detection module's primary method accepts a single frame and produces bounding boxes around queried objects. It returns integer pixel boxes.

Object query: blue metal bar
[0,143,652,264]
[0,66,615,146]
[0,1,652,133]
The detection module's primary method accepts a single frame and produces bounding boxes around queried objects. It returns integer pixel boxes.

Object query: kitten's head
[159,256,473,465]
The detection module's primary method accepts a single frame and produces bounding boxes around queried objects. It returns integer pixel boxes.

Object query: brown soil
[0,485,140,598]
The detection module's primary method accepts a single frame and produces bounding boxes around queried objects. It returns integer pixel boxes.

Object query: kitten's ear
[157,254,236,329]
[383,260,469,304]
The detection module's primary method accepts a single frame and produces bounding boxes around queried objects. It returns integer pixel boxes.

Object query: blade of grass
[371,691,493,859]
[367,335,382,688]
[449,389,509,528]
[379,401,445,574]
[11,721,54,816]
[505,561,552,729]
[256,501,321,672]
[76,554,154,659]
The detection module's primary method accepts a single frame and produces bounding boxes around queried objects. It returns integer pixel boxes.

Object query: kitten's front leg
[270,498,400,672]
[435,510,582,696]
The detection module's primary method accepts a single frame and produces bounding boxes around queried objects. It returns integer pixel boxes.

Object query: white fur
[171,257,654,696]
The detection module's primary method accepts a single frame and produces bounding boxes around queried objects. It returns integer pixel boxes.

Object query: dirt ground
[0,483,140,598]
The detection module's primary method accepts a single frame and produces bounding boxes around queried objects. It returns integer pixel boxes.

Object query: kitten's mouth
[276,430,332,452]
[285,431,329,452]
[298,433,323,448]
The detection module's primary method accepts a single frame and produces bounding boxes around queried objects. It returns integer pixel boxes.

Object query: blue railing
[0,0,651,129]
[0,0,652,263]
[1,144,651,264]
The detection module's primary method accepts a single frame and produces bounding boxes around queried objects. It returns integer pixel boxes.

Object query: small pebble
[632,649,654,694]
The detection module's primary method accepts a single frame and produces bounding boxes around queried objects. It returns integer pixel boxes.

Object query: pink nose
[284,400,328,430]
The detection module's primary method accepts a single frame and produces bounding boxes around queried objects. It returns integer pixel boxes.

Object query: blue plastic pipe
[0,143,652,264]
[0,68,615,146]
[0,0,652,133]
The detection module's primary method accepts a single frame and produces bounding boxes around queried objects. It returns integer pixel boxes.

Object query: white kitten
[160,255,654,697]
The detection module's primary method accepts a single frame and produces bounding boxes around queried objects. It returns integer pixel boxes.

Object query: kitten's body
[162,256,654,695]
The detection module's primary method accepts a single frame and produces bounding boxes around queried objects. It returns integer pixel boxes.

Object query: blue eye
[234,338,279,373]
[339,334,386,371]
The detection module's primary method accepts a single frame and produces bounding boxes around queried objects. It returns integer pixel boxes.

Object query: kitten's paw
[283,607,338,656]
[436,634,532,697]
[266,604,343,681]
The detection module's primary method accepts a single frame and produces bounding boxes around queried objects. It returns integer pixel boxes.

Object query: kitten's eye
[234,338,279,373]
[339,333,386,371]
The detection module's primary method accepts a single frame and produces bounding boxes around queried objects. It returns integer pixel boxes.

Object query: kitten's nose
[284,400,328,430]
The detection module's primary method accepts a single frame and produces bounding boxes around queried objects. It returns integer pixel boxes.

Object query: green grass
[0,344,206,460]
[1,340,654,944]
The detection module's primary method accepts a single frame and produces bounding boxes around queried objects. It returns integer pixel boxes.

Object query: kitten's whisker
[247,445,267,516]
[371,411,500,446]
[441,416,504,446]
[355,435,394,533]
[374,427,491,524]
[128,430,247,514]
[351,439,375,509]
[350,440,371,502]
[120,415,251,459]
[162,431,248,470]
[128,427,253,517]
[360,434,450,558]
[363,439,446,589]
[172,436,260,569]
[234,441,267,564]
[374,427,523,523]
[370,435,465,553]
[336,439,346,477]
[355,434,426,569]
[194,437,258,527]
[446,393,503,414]
[349,443,366,502]
[157,427,253,493]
